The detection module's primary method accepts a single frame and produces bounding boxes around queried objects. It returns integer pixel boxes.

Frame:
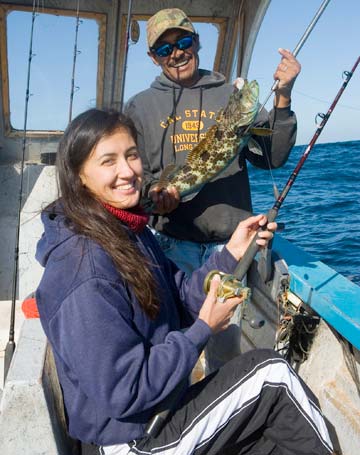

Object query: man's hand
[149,185,180,215]
[273,48,301,108]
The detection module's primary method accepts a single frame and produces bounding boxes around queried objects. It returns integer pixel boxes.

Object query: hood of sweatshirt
[36,206,76,269]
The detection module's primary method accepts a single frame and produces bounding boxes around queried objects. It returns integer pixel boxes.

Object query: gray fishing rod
[233,55,360,282]
[143,0,333,440]
[258,0,331,114]
[3,5,37,383]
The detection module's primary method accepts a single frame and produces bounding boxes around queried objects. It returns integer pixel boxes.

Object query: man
[125,8,301,274]
[125,8,301,372]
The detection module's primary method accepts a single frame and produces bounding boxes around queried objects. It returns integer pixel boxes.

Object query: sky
[247,0,360,146]
[7,0,360,146]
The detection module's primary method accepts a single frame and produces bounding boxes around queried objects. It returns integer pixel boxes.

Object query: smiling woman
[79,129,143,210]
[31,106,332,455]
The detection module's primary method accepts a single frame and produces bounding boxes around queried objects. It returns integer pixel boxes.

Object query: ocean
[248,140,360,286]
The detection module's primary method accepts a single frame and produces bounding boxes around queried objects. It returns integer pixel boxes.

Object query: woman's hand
[199,274,243,334]
[226,214,277,261]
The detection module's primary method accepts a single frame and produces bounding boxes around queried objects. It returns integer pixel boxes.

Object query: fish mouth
[239,80,259,109]
[224,79,260,127]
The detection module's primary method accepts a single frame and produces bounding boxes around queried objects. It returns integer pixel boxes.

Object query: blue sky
[8,0,360,146]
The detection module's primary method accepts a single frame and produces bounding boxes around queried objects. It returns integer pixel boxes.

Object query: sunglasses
[150,34,195,58]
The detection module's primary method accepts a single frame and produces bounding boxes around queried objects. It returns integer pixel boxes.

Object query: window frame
[0,4,106,137]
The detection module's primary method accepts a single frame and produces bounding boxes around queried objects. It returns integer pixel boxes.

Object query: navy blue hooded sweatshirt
[35,207,238,446]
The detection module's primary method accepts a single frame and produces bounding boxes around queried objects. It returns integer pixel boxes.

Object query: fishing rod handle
[233,208,278,281]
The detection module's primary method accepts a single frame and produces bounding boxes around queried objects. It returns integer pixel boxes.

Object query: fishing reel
[203,270,251,302]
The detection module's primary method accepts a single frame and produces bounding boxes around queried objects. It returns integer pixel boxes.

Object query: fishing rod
[68,0,81,123]
[258,0,331,114]
[3,3,38,383]
[119,0,134,111]
[233,55,360,282]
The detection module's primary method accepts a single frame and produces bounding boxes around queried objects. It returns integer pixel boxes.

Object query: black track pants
[106,349,334,455]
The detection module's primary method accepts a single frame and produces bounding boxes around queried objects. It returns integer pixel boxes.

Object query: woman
[35,109,333,454]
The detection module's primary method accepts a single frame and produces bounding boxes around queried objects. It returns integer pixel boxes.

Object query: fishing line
[68,0,82,123]
[234,55,360,282]
[3,0,39,383]
[293,88,360,111]
[119,0,134,111]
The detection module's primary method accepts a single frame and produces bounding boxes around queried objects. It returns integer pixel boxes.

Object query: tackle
[141,78,272,211]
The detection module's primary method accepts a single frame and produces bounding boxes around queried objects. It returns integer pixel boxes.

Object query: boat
[0,1,359,454]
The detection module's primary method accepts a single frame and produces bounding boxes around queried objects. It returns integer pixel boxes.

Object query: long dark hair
[56,108,159,319]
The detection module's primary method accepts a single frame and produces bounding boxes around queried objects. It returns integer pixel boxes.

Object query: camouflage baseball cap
[147,8,195,48]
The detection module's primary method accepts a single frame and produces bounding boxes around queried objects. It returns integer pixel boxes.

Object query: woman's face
[79,128,143,209]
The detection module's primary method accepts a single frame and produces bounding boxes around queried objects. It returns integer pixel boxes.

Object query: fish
[141,78,272,211]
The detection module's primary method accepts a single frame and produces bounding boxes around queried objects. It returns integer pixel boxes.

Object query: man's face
[149,29,200,87]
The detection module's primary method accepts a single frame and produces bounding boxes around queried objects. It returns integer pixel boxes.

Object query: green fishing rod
[231,55,360,284]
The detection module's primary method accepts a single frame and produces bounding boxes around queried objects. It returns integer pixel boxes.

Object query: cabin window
[1,6,105,135]
[123,19,222,104]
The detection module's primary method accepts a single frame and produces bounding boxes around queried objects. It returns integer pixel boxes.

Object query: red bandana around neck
[103,203,149,233]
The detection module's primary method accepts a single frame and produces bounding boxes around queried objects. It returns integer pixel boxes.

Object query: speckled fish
[142,78,271,210]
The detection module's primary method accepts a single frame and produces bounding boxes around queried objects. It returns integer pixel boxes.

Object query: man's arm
[245,48,300,169]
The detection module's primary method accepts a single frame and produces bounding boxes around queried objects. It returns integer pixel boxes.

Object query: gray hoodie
[125,70,296,242]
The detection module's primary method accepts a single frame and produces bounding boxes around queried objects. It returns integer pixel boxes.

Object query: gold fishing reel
[203,270,251,303]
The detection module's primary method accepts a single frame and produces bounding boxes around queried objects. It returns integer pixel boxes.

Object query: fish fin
[186,126,218,164]
[180,188,203,203]
[248,138,263,156]
[215,109,224,123]
[249,127,273,136]
[157,164,178,188]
